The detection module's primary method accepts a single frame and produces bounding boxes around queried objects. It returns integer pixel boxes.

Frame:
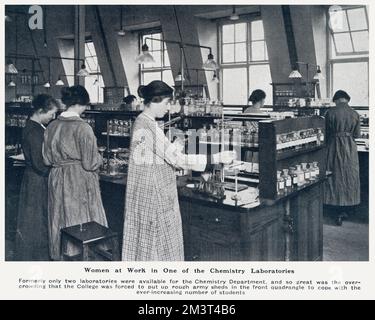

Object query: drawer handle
[214,217,221,223]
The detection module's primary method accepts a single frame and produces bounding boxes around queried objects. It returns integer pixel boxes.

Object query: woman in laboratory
[324,90,361,226]
[43,85,108,260]
[122,80,236,261]
[15,94,58,261]
[244,89,266,113]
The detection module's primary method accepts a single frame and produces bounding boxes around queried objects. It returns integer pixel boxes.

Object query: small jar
[108,120,114,134]
[289,167,298,189]
[301,163,311,183]
[295,164,305,187]
[282,169,292,193]
[277,170,285,196]
[313,162,320,178]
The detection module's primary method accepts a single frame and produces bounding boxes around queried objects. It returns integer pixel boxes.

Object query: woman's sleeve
[28,129,50,176]
[77,123,102,171]
[156,129,207,171]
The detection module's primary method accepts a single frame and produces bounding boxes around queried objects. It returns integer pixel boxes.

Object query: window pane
[265,43,269,60]
[143,71,162,85]
[351,31,369,52]
[235,23,247,42]
[332,62,368,106]
[162,70,175,87]
[347,8,368,31]
[249,64,272,106]
[235,43,247,62]
[222,68,247,105]
[329,9,349,32]
[151,38,161,51]
[164,49,170,67]
[85,57,97,73]
[222,24,235,43]
[333,33,354,53]
[251,20,264,41]
[86,75,104,104]
[251,41,266,61]
[222,43,235,63]
[151,51,162,68]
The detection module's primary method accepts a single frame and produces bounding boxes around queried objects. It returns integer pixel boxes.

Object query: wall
[5,5,330,104]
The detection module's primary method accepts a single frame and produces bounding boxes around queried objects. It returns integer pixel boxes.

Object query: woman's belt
[334,132,352,137]
[52,160,81,168]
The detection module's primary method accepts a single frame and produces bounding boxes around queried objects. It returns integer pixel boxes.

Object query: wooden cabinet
[180,181,324,262]
[290,183,323,261]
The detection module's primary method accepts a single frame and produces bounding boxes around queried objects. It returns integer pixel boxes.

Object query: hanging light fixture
[43,6,48,48]
[229,5,240,21]
[5,60,18,74]
[117,6,126,36]
[313,65,324,81]
[135,43,155,64]
[55,76,65,86]
[77,63,90,77]
[288,69,302,79]
[203,52,219,70]
[43,57,51,88]
[8,80,16,87]
[174,71,185,82]
[212,71,220,84]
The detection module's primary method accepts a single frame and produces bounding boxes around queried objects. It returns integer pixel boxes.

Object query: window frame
[329,6,369,57]
[138,28,173,86]
[327,6,369,106]
[218,18,271,105]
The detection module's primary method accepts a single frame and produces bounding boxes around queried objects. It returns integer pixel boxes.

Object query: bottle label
[293,176,298,184]
[286,179,292,187]
[278,181,285,190]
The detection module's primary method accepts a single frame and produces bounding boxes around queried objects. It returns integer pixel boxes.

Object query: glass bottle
[277,170,285,196]
[108,120,113,134]
[295,164,305,187]
[301,163,311,184]
[282,169,292,193]
[309,162,316,181]
[313,162,320,179]
[289,166,298,190]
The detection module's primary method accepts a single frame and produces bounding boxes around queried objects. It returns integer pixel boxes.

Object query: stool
[61,221,120,261]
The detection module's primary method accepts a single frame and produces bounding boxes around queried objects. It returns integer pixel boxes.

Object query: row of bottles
[276,128,324,153]
[197,124,259,147]
[182,99,224,117]
[276,162,320,196]
[6,114,28,127]
[107,119,133,136]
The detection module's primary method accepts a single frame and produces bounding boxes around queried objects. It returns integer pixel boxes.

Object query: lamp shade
[77,64,90,77]
[229,6,239,21]
[55,78,65,86]
[288,69,302,79]
[135,44,155,64]
[8,80,16,87]
[212,73,220,84]
[43,81,51,88]
[313,66,324,80]
[203,53,219,70]
[174,72,185,82]
[118,29,126,36]
[5,61,18,74]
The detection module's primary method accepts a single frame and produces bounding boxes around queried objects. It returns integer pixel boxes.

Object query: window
[220,20,272,105]
[328,6,368,106]
[139,31,174,87]
[329,6,369,57]
[84,39,104,104]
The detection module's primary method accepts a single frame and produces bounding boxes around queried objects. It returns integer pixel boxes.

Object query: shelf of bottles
[181,98,224,117]
[6,114,28,128]
[258,115,326,200]
[272,82,316,108]
[101,118,133,137]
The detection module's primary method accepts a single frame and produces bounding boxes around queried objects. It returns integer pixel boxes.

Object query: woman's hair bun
[137,85,146,98]
[61,85,90,107]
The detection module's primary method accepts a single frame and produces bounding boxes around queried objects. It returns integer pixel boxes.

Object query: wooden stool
[61,221,120,261]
